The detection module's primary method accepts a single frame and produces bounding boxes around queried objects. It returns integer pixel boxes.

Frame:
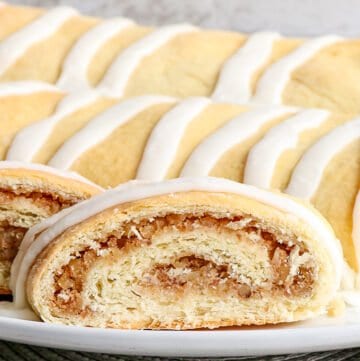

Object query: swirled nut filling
[0,221,27,262]
[53,214,316,315]
[0,189,84,292]
[0,221,27,294]
[0,189,82,262]
[0,189,80,215]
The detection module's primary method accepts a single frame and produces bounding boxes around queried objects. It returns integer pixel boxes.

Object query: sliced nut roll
[0,161,102,294]
[18,177,342,329]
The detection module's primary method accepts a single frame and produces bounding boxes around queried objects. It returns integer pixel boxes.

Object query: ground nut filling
[0,188,83,292]
[53,213,317,315]
[0,221,27,262]
[0,189,79,215]
[0,189,80,261]
[143,256,254,298]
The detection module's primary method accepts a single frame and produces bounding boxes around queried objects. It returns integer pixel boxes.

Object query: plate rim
[1,314,360,357]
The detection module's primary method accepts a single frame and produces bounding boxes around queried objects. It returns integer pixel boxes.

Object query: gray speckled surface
[6,0,360,37]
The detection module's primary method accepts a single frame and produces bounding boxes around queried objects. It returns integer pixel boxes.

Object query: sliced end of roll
[0,161,101,294]
[26,178,341,329]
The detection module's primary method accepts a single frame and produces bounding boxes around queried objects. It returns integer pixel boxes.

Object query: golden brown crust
[1,5,360,112]
[27,190,339,329]
[0,167,101,199]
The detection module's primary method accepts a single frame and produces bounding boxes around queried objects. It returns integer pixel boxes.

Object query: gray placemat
[1,342,360,361]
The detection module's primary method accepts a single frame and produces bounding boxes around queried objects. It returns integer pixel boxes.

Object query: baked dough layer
[24,178,341,329]
[0,161,102,294]
[1,4,360,113]
[2,94,356,280]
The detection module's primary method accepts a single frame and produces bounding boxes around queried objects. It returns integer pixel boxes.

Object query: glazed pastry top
[1,4,359,113]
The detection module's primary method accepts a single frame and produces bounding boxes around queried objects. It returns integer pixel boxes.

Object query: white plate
[1,310,360,357]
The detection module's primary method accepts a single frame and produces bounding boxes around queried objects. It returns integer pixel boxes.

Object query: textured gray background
[3,0,360,359]
[6,0,360,37]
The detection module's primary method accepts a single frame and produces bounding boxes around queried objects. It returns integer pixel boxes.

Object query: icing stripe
[180,106,294,177]
[6,90,100,162]
[98,24,197,96]
[136,97,211,180]
[286,118,360,199]
[252,35,342,104]
[212,32,280,104]
[0,81,61,96]
[9,177,342,310]
[57,18,134,92]
[0,7,78,76]
[243,109,330,189]
[48,95,176,169]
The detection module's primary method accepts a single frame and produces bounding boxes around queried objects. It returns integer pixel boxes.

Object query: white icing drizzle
[286,118,360,199]
[98,24,197,96]
[212,32,280,104]
[136,97,211,180]
[252,35,342,104]
[6,90,100,162]
[0,7,78,76]
[0,81,61,96]
[243,108,330,189]
[0,160,103,189]
[180,106,295,177]
[9,177,342,312]
[48,95,176,169]
[57,18,134,92]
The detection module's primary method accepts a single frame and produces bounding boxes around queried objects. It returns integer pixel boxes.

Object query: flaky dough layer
[26,179,341,329]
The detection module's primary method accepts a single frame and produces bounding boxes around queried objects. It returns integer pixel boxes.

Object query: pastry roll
[1,4,360,113]
[7,95,352,188]
[9,96,251,186]
[18,177,341,328]
[0,161,102,294]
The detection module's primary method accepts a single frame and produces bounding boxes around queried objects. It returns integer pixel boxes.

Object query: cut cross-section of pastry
[0,161,102,294]
[286,119,360,273]
[3,4,360,112]
[11,177,342,328]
